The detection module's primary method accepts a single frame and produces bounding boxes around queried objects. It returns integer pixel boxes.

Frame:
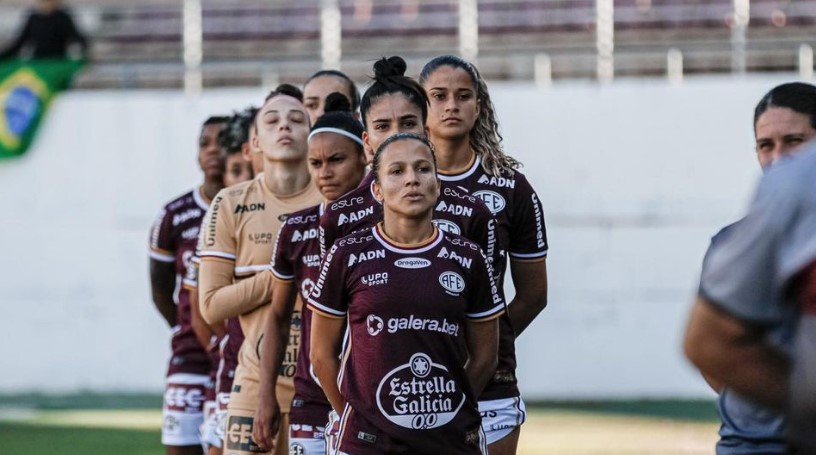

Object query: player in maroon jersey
[303,69,361,124]
[309,132,503,454]
[319,56,501,276]
[420,55,549,455]
[252,92,368,454]
[150,115,227,455]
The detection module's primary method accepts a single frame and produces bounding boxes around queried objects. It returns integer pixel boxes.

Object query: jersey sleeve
[508,173,549,261]
[468,204,503,280]
[182,253,200,290]
[149,206,176,263]
[270,222,295,282]
[199,191,237,262]
[318,209,336,259]
[466,247,506,321]
[306,242,348,319]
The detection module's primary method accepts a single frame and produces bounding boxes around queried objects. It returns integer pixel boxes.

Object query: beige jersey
[199,173,322,412]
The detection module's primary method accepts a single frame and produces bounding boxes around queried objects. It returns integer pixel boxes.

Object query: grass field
[0,395,721,454]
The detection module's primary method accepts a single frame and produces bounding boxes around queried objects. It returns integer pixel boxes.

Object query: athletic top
[308,226,504,454]
[150,187,212,377]
[438,156,549,400]
[704,225,787,455]
[270,203,332,426]
[199,173,322,412]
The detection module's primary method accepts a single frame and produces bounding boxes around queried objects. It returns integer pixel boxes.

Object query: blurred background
[1,1,814,453]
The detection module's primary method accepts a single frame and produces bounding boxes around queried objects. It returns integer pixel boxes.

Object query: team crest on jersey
[439,271,466,294]
[348,249,385,266]
[291,228,318,242]
[473,190,506,215]
[438,248,472,269]
[337,206,375,226]
[433,219,461,235]
[435,200,473,217]
[394,257,432,269]
[367,314,384,336]
[478,174,516,189]
[300,278,315,300]
[376,353,465,430]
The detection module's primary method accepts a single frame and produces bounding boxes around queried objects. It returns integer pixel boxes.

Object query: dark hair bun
[373,56,407,79]
[324,92,352,113]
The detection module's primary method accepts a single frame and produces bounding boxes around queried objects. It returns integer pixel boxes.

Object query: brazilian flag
[0,59,84,159]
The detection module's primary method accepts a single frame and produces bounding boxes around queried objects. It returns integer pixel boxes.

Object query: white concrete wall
[0,76,792,398]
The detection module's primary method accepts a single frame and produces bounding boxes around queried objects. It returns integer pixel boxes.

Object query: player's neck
[262,161,311,197]
[433,135,474,174]
[379,216,435,246]
[200,178,223,202]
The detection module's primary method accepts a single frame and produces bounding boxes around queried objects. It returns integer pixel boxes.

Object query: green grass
[0,422,161,455]
[529,399,720,422]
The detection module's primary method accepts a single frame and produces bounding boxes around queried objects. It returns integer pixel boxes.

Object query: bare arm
[684,296,789,409]
[310,313,346,414]
[188,283,224,348]
[465,316,500,396]
[253,278,298,451]
[149,259,177,328]
[199,258,274,324]
[508,258,548,336]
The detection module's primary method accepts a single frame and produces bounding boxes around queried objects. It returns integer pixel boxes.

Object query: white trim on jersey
[234,264,271,274]
[437,156,481,182]
[200,250,236,261]
[182,278,196,288]
[466,303,505,320]
[166,372,211,385]
[508,249,548,259]
[307,297,346,318]
[150,250,176,263]
[271,268,295,281]
[193,186,209,211]
[372,225,443,254]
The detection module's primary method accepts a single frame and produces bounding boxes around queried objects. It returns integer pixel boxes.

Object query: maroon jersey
[217,317,244,395]
[270,203,332,426]
[439,156,549,401]
[149,188,212,376]
[308,226,504,454]
[319,171,378,258]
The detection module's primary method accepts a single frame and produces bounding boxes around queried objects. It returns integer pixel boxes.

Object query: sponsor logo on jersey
[247,232,274,245]
[301,278,315,299]
[226,415,262,451]
[205,196,222,247]
[478,174,516,189]
[486,219,497,265]
[338,235,373,246]
[164,383,206,412]
[376,353,465,430]
[348,249,385,267]
[281,310,300,378]
[442,186,477,203]
[331,195,365,211]
[291,228,319,242]
[394,257,432,269]
[234,202,265,214]
[172,208,202,226]
[361,272,389,286]
[448,236,479,251]
[385,315,460,336]
[181,225,199,240]
[435,200,473,217]
[286,213,318,225]
[433,219,461,235]
[438,247,472,269]
[367,314,384,336]
[532,193,546,249]
[290,443,305,455]
[337,206,375,226]
[473,190,506,215]
[302,254,321,268]
[310,245,336,300]
[439,271,465,294]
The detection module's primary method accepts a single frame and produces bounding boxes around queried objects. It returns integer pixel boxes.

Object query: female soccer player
[686,82,816,455]
[252,93,368,454]
[420,55,549,455]
[310,133,504,454]
[303,70,361,124]
[198,85,322,455]
[150,115,227,455]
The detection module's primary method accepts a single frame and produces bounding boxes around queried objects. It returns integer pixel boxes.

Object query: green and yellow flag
[0,59,84,159]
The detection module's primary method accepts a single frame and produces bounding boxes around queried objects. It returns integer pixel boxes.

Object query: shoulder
[325,185,371,214]
[163,189,195,212]
[333,228,376,250]
[283,204,321,226]
[441,232,483,256]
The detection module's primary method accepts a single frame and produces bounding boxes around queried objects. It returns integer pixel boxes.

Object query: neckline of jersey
[373,223,442,254]
[438,155,481,181]
[194,186,210,210]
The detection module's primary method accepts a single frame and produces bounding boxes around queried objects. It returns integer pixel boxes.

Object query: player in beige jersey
[199,84,322,455]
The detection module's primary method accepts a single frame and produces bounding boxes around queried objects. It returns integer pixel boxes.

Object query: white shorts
[289,423,326,455]
[162,373,210,446]
[200,400,220,449]
[478,397,527,445]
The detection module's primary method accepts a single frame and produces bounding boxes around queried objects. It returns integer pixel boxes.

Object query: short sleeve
[306,242,348,319]
[270,222,295,282]
[199,191,237,262]
[508,174,548,260]
[469,207,503,280]
[466,248,505,321]
[318,210,336,259]
[182,253,200,289]
[149,207,175,263]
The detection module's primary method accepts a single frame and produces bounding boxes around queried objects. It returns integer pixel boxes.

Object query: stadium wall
[0,75,792,398]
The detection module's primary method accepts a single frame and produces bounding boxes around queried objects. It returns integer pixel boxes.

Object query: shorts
[201,399,221,449]
[289,423,326,455]
[224,407,290,455]
[478,397,526,445]
[162,373,211,446]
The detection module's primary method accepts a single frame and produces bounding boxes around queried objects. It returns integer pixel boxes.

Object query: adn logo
[234,202,265,214]
[291,228,318,242]
[367,314,384,336]
[473,190,506,215]
[433,219,461,235]
[439,271,465,294]
[394,257,432,269]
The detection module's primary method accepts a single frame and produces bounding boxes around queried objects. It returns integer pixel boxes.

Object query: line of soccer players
[151,55,549,455]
